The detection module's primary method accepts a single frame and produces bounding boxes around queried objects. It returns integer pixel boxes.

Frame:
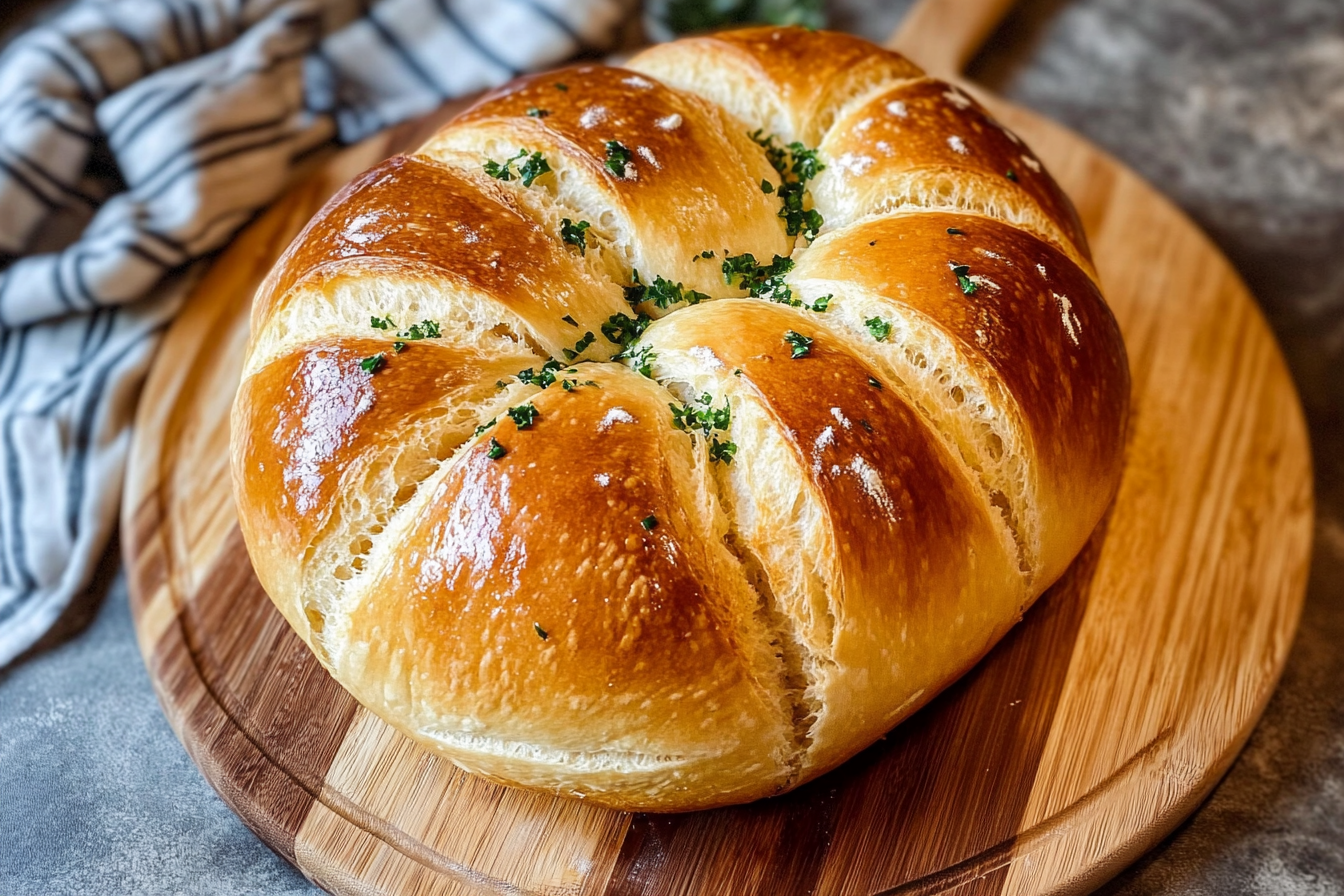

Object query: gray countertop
[3,0,1342,893]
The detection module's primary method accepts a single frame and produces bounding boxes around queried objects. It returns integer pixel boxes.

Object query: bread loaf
[230,26,1129,812]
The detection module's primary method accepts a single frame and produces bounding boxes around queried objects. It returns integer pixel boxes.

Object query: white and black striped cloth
[0,0,634,667]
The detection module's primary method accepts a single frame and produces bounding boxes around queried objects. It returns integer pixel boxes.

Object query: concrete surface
[2,0,1342,893]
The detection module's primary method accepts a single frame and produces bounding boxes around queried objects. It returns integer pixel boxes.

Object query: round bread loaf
[230,26,1129,812]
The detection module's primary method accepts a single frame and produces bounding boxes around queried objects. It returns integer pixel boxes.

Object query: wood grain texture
[121,8,1313,894]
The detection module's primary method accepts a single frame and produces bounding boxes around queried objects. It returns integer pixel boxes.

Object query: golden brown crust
[421,64,790,301]
[638,299,1025,776]
[792,211,1128,583]
[627,27,925,146]
[814,78,1092,272]
[230,26,1129,812]
[250,154,625,363]
[338,365,795,809]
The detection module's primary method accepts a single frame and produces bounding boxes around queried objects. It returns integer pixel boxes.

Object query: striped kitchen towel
[0,0,634,668]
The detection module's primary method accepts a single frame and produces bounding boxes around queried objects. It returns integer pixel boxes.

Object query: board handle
[887,0,1020,78]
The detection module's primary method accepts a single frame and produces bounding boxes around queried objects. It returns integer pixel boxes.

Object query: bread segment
[638,299,1026,780]
[246,155,627,374]
[330,365,797,809]
[232,337,540,657]
[421,64,790,307]
[790,211,1128,586]
[812,78,1095,277]
[627,27,925,146]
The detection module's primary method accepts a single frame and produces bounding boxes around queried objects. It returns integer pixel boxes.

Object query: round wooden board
[122,17,1313,896]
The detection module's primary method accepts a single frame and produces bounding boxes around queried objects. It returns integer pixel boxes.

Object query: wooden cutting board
[121,1,1314,893]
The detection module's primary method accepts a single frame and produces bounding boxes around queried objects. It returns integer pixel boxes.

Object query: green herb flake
[483,148,550,186]
[859,418,874,433]
[397,319,441,342]
[760,179,775,194]
[787,141,825,181]
[604,140,633,178]
[370,314,395,330]
[526,107,550,118]
[950,262,977,296]
[486,437,507,460]
[783,330,813,358]
[534,622,549,640]
[670,392,731,439]
[624,344,657,378]
[602,311,651,347]
[947,227,964,235]
[518,151,551,187]
[560,218,590,255]
[507,403,540,430]
[554,82,568,91]
[641,515,658,531]
[868,376,883,389]
[562,314,578,327]
[473,418,497,437]
[561,331,596,361]
[722,252,797,304]
[1005,169,1018,181]
[495,379,508,390]
[865,316,892,342]
[359,353,386,374]
[708,438,738,465]
[517,358,565,389]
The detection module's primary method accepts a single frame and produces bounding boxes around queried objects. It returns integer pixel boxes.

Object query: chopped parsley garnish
[700,250,715,259]
[534,622,548,640]
[602,311,651,347]
[1005,169,1018,181]
[859,418,874,433]
[561,378,598,391]
[950,262,977,296]
[517,358,565,389]
[486,437,507,459]
[560,218,590,255]
[669,394,737,465]
[507,403,539,429]
[393,341,407,353]
[473,418,496,437]
[622,269,707,310]
[761,179,774,194]
[495,379,508,389]
[359,353,386,373]
[720,253,830,311]
[622,344,657,378]
[604,140,633,178]
[370,314,394,330]
[561,330,596,361]
[671,392,731,438]
[947,227,964,235]
[810,294,832,311]
[783,330,813,358]
[483,148,551,187]
[749,130,826,240]
[788,143,825,181]
[562,314,578,327]
[708,438,738,464]
[778,182,824,240]
[865,316,892,341]
[554,82,568,91]
[397,319,441,341]
[526,107,549,118]
[868,376,882,389]
[641,515,658,530]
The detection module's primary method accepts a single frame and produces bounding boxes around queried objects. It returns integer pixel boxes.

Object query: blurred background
[0,0,1340,893]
